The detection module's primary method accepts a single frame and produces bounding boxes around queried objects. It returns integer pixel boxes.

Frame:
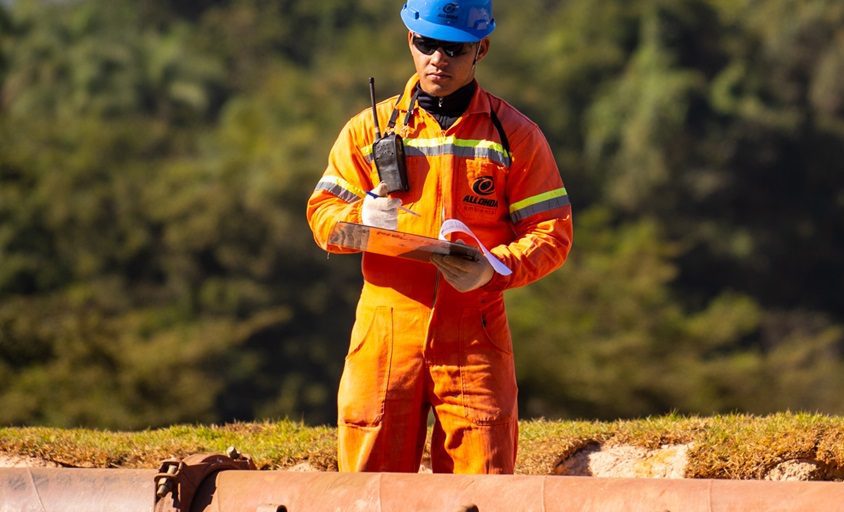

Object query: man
[306,0,572,474]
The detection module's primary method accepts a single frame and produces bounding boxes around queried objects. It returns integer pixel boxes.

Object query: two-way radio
[369,77,410,193]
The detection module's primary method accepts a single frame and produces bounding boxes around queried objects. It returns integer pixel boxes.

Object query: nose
[430,49,448,65]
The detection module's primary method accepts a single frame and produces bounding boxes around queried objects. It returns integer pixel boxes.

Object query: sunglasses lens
[413,36,468,57]
[441,43,465,57]
[413,37,438,55]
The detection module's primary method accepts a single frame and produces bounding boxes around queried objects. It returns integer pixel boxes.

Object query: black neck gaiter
[417,81,477,130]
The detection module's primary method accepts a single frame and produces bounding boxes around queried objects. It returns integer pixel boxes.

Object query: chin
[421,82,452,97]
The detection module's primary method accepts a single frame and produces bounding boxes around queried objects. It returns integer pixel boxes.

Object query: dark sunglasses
[412,34,474,58]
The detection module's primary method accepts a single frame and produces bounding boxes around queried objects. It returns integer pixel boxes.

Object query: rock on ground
[555,443,690,479]
[0,454,61,468]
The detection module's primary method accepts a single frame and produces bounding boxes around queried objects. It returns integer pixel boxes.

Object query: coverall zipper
[424,132,446,358]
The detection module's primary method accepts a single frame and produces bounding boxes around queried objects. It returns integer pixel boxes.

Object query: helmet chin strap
[472,44,482,67]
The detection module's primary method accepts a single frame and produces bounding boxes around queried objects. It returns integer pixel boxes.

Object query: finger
[430,257,460,279]
[438,267,462,286]
[438,255,475,273]
[371,197,400,211]
[431,256,458,274]
[438,265,466,282]
[430,255,451,273]
[372,182,388,196]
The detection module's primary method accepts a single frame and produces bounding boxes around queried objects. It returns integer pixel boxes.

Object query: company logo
[471,176,495,196]
[463,194,498,208]
[464,176,498,209]
[439,2,459,21]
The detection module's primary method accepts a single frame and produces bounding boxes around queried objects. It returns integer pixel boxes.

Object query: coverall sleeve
[306,113,375,253]
[485,124,573,291]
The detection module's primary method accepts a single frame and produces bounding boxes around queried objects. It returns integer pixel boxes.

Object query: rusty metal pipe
[4,466,844,512]
[0,468,155,512]
[193,471,844,512]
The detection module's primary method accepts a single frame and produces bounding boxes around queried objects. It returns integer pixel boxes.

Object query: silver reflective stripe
[404,144,511,167]
[315,178,362,203]
[360,136,511,167]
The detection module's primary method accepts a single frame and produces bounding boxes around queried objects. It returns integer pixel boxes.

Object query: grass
[2,412,844,479]
[519,412,844,479]
[0,421,337,470]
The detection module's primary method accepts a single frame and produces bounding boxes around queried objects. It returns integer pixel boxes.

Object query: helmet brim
[401,8,494,43]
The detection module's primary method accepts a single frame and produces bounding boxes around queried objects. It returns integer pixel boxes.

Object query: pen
[366,191,421,217]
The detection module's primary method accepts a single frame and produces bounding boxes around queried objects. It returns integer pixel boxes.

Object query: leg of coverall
[337,303,430,472]
[427,303,518,473]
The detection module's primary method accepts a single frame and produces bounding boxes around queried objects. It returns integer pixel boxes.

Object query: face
[408,31,490,97]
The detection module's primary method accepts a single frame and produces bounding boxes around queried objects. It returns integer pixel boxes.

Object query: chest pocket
[457,159,508,225]
[456,105,511,225]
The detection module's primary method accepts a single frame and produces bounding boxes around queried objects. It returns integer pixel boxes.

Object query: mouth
[427,72,451,81]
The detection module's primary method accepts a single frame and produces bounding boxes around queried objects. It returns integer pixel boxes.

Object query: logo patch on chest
[463,176,499,209]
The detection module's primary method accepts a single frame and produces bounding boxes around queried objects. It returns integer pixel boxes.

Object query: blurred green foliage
[1,0,842,429]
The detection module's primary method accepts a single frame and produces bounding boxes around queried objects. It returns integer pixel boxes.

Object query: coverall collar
[417,81,476,130]
[396,75,491,123]
[417,81,477,116]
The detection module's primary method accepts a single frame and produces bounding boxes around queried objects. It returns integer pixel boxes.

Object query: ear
[473,38,491,65]
[407,30,415,52]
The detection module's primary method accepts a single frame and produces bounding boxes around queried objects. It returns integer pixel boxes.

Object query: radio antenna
[369,77,382,140]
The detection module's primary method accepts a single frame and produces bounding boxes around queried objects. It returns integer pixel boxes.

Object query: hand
[430,247,494,293]
[362,182,402,230]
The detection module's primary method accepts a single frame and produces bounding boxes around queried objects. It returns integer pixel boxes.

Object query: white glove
[431,247,495,293]
[362,182,402,230]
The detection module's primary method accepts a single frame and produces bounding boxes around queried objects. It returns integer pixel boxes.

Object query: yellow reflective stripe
[404,136,507,154]
[359,137,509,163]
[509,188,568,214]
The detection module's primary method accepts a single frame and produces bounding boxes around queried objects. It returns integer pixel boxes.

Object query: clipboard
[328,222,481,263]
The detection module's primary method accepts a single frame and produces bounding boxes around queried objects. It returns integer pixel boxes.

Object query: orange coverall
[306,75,573,473]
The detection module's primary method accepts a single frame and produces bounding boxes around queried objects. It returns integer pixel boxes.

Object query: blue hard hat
[401,0,496,43]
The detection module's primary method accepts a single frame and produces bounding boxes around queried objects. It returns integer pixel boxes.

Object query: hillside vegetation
[1,0,843,429]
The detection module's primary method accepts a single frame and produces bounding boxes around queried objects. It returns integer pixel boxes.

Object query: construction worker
[306,0,572,473]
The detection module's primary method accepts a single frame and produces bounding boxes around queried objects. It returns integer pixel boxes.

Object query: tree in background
[0,0,364,428]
